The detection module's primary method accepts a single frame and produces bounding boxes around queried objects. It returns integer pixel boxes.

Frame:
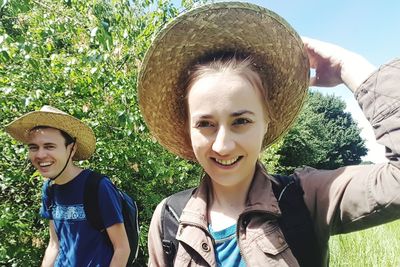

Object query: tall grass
[329,220,400,266]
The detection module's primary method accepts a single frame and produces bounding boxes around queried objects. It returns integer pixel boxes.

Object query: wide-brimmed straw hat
[138,1,309,161]
[5,105,95,160]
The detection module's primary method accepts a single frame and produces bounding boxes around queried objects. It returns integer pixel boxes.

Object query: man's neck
[53,165,84,185]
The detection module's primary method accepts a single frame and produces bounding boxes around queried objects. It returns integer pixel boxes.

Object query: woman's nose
[212,126,235,155]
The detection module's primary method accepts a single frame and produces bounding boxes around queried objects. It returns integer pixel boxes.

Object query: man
[5,105,130,266]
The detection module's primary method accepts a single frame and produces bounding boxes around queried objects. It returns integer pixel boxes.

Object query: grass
[329,220,400,266]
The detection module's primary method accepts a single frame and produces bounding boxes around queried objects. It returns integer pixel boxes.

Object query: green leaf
[1,0,8,9]
[0,50,10,62]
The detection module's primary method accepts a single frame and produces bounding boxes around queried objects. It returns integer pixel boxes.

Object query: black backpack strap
[272,174,321,267]
[161,188,196,267]
[84,171,105,231]
[44,179,54,213]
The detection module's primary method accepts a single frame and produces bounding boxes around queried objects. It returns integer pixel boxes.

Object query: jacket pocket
[252,228,299,266]
[175,243,210,267]
[254,227,289,255]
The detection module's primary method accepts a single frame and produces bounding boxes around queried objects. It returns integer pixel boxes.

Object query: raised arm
[298,37,400,238]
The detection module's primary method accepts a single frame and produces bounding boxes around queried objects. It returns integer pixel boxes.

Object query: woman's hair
[182,54,276,124]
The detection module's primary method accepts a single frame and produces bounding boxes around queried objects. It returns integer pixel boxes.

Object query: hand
[302,37,376,92]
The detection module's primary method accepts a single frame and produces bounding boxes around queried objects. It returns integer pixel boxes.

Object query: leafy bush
[0,0,202,265]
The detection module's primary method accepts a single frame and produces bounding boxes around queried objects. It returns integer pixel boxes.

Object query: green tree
[0,0,204,265]
[263,91,368,174]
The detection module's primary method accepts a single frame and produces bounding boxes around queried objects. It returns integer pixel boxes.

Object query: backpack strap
[84,171,105,231]
[44,179,54,214]
[272,174,321,267]
[161,187,196,267]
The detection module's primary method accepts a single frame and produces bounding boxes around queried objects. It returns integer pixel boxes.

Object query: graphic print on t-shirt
[52,204,86,221]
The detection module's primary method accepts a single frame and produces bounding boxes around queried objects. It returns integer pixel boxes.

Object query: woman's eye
[195,121,213,128]
[45,145,56,150]
[233,118,251,126]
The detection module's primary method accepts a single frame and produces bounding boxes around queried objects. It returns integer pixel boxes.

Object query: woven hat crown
[138,1,309,161]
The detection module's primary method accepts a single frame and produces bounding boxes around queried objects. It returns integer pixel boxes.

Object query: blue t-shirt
[40,169,123,267]
[209,224,246,267]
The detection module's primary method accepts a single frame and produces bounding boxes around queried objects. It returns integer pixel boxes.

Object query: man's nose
[35,147,46,158]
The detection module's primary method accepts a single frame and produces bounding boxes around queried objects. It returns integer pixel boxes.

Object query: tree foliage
[263,91,367,174]
[0,0,203,265]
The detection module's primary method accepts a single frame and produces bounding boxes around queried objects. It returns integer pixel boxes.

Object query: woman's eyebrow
[231,110,255,117]
[191,114,213,120]
[191,110,255,119]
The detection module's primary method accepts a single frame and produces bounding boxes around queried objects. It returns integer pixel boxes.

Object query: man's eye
[28,146,38,151]
[233,118,252,125]
[195,121,213,128]
[45,145,56,150]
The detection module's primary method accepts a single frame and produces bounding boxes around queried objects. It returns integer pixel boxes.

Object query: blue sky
[172,1,400,163]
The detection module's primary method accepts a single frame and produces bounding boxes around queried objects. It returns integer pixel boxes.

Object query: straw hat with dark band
[5,105,95,160]
[138,2,309,161]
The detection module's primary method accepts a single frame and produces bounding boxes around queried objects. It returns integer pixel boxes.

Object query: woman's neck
[207,173,254,231]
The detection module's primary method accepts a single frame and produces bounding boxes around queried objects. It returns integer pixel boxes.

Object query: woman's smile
[213,156,243,167]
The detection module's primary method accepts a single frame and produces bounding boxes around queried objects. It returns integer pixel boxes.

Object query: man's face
[27,128,74,178]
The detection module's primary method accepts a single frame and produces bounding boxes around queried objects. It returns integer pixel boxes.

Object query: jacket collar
[179,161,281,229]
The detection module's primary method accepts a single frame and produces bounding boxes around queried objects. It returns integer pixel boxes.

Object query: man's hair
[30,126,75,146]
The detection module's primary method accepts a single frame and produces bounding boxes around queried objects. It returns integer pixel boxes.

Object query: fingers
[302,36,376,90]
[309,76,318,87]
[304,46,320,69]
[302,37,344,87]
[302,37,341,59]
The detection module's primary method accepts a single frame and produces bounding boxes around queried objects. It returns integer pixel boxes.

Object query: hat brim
[138,2,309,161]
[5,110,95,160]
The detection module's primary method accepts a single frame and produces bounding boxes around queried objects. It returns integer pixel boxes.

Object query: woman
[138,2,400,266]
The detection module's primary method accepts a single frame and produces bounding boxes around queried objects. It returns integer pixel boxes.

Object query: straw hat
[5,105,95,160]
[138,1,309,161]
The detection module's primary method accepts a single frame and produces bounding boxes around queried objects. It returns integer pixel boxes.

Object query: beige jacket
[148,59,400,266]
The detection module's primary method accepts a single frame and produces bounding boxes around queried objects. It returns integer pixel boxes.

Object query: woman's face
[187,71,268,188]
